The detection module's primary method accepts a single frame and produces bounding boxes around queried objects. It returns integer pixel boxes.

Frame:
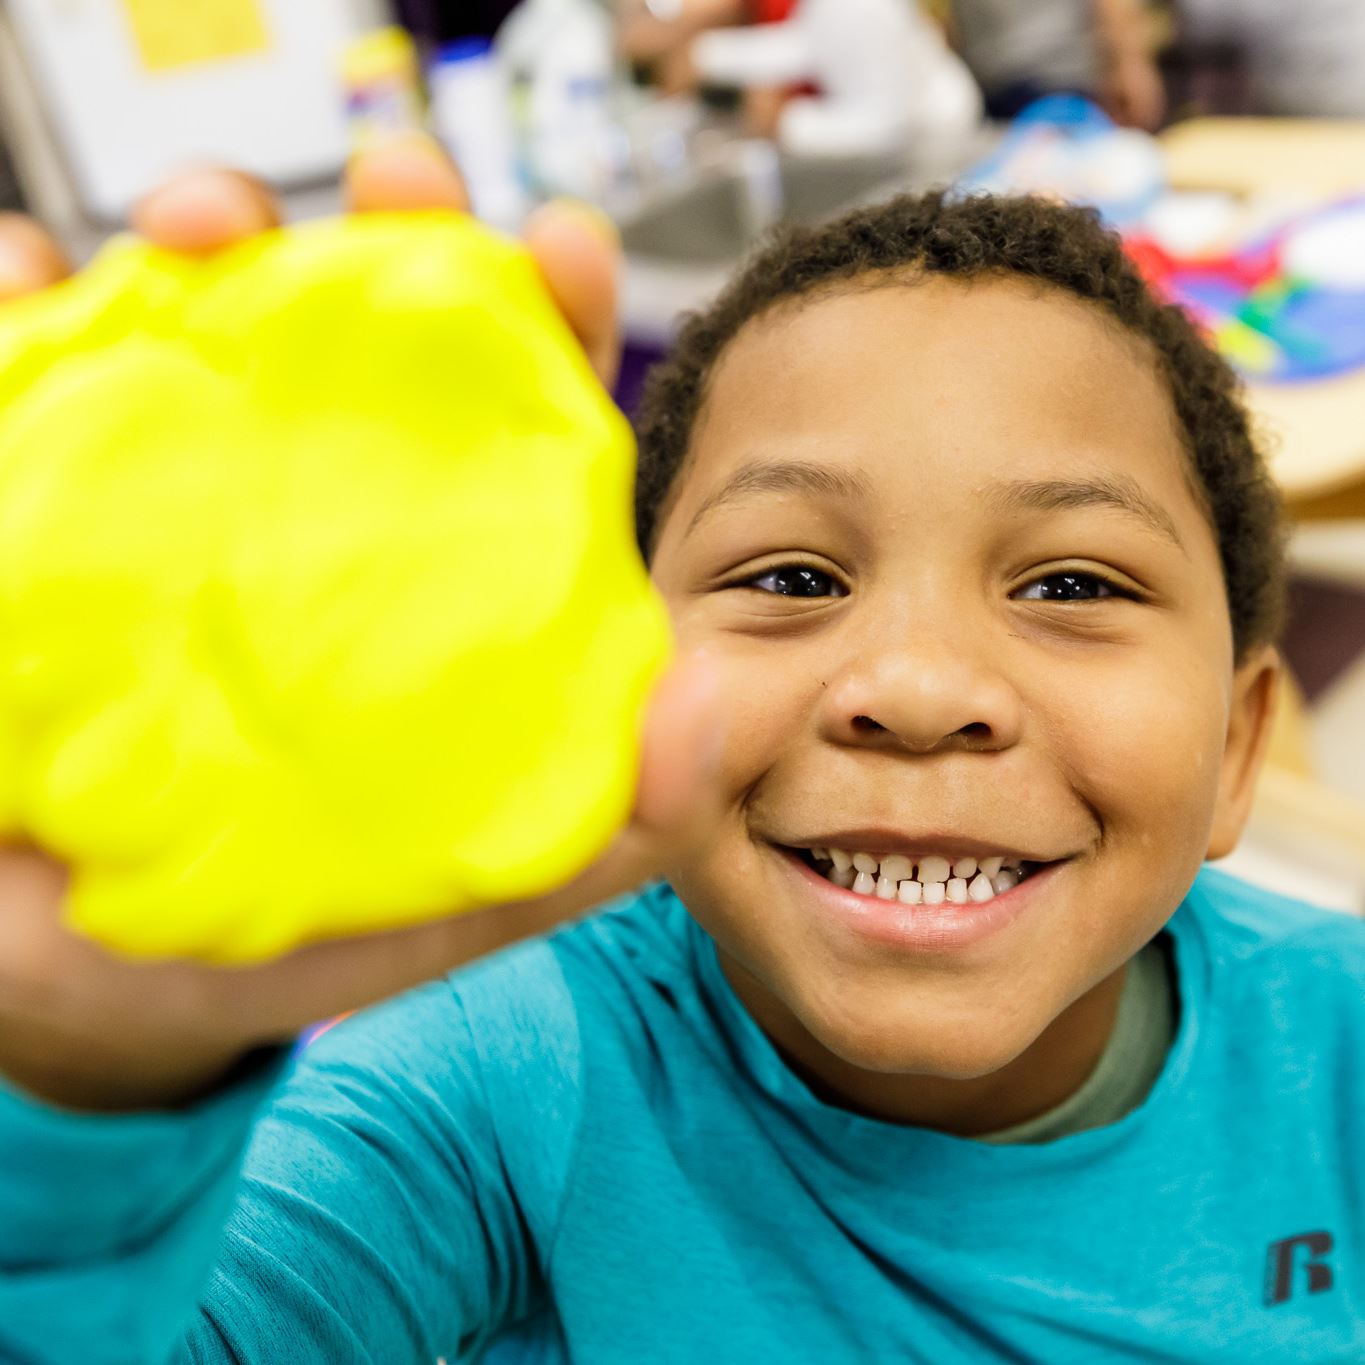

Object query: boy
[0,145,1359,1361]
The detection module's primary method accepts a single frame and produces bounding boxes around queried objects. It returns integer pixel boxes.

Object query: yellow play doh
[0,212,672,964]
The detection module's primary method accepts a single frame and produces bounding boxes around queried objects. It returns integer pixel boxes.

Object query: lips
[771,840,1068,954]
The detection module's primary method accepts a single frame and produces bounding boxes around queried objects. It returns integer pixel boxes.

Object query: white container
[428,38,526,230]
[496,0,617,203]
[693,0,982,159]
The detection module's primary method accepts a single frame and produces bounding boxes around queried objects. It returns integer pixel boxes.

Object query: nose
[817,620,1024,756]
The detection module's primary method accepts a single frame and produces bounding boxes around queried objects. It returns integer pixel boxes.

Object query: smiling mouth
[782,844,1050,906]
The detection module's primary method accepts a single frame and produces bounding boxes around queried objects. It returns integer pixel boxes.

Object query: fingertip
[522,199,622,386]
[344,133,471,213]
[131,169,281,254]
[524,198,621,254]
[0,213,71,300]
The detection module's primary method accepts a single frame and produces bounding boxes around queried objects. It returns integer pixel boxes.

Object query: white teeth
[816,847,1038,903]
[879,854,913,882]
[916,855,951,884]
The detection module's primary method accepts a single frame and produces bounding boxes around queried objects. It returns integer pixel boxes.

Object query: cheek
[1041,640,1228,853]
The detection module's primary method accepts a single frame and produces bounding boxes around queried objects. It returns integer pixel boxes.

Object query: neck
[717,951,1129,1136]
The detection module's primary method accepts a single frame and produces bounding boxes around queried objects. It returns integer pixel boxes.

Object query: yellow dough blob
[0,212,672,963]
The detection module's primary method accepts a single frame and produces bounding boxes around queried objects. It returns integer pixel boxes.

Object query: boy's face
[648,276,1279,1131]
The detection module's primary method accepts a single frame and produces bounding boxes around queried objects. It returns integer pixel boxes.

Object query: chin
[790,975,1041,1082]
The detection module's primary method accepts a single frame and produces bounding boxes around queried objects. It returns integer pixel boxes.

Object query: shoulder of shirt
[445,880,693,1030]
[1185,862,1365,983]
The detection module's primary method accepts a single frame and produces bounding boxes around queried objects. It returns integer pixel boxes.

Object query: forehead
[689,274,1191,507]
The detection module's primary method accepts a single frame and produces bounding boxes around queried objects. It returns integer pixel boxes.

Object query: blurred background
[1,0,1363,909]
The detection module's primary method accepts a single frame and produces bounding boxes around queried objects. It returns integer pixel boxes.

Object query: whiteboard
[7,0,362,221]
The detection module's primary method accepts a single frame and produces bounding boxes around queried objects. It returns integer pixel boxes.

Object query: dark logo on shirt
[1264,1230,1334,1306]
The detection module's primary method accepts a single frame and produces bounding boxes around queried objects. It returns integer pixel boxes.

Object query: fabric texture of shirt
[948,0,1097,97]
[0,864,1361,1363]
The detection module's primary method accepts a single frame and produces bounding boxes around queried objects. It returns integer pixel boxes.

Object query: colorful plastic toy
[0,212,672,963]
[1126,198,1365,384]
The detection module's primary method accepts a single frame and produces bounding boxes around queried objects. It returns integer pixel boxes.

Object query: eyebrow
[985,475,1187,557]
[683,459,1186,557]
[684,459,873,537]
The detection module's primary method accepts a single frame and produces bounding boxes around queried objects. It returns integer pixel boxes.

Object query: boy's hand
[1,134,623,386]
[0,140,723,1113]
[0,652,722,1114]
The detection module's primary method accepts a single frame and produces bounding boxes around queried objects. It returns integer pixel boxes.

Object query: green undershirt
[978,933,1177,1144]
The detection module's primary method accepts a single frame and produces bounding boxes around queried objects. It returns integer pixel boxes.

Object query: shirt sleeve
[0,971,556,1365]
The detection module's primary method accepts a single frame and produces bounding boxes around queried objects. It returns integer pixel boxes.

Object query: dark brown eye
[1016,572,1124,602]
[746,565,847,598]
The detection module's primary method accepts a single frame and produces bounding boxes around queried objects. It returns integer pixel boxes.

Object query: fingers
[0,213,72,302]
[522,200,623,389]
[131,169,282,255]
[344,132,471,214]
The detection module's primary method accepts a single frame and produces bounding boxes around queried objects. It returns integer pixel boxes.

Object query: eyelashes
[729,563,1136,603]
[744,565,848,598]
[1011,571,1135,603]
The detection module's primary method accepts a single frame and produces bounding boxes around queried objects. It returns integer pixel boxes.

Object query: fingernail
[540,198,620,249]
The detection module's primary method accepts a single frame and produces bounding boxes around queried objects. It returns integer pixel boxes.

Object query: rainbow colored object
[1126,201,1365,384]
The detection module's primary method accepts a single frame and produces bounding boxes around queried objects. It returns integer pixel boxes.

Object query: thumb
[514,650,729,917]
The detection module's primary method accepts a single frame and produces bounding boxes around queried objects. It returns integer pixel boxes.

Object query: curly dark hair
[634,189,1286,662]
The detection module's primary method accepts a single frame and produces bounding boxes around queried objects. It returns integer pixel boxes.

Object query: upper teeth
[809,847,1026,902]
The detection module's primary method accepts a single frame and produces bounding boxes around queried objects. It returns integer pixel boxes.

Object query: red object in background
[745,0,817,100]
[1124,232,1284,298]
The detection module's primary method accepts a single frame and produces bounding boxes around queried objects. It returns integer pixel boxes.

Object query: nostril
[852,715,886,734]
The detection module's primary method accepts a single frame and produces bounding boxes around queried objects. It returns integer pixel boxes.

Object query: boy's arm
[1092,0,1166,130]
[0,1045,291,1364]
[0,971,563,1364]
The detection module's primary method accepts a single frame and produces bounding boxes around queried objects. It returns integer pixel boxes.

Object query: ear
[1206,644,1283,860]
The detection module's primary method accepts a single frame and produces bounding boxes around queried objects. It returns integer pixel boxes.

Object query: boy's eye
[1014,572,1126,602]
[743,565,848,597]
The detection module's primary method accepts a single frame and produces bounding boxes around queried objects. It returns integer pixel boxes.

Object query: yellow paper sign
[121,0,270,73]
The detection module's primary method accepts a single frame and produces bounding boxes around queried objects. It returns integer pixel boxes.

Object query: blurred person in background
[617,0,802,134]
[618,0,985,150]
[1173,0,1365,117]
[945,0,1165,128]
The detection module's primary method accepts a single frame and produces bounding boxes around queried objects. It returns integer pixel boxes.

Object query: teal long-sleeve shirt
[1,865,1363,1363]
